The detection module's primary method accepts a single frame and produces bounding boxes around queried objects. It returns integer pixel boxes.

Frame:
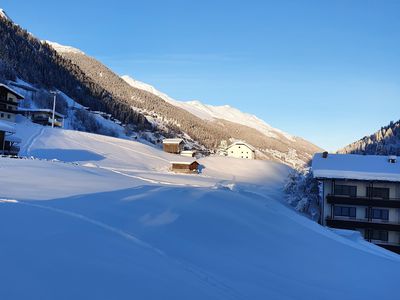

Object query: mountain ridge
[0,13,321,167]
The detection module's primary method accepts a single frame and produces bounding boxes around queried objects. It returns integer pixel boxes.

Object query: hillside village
[0,82,260,175]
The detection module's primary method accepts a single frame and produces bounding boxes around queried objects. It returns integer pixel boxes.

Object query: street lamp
[50,91,58,128]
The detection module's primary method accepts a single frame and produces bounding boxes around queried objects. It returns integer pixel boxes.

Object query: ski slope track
[1,125,400,300]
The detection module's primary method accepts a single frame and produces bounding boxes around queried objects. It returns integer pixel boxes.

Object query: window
[367,187,390,199]
[365,208,389,221]
[334,185,357,197]
[7,114,10,119]
[366,230,388,242]
[0,113,3,118]
[334,206,356,218]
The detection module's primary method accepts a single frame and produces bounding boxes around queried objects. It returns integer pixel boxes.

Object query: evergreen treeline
[0,16,150,129]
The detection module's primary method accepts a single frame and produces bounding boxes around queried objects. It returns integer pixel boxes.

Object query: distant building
[313,152,400,254]
[181,150,197,158]
[170,160,199,174]
[226,141,256,160]
[19,108,64,128]
[0,120,19,155]
[163,138,184,154]
[0,84,24,122]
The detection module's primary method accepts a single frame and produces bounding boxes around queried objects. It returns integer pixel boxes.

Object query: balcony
[327,194,400,208]
[326,217,400,231]
[0,98,18,106]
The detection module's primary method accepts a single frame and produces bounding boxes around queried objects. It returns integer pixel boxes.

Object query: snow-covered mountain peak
[122,75,295,141]
[45,41,85,55]
[0,8,12,21]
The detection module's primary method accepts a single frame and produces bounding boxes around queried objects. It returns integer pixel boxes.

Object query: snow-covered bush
[285,168,320,221]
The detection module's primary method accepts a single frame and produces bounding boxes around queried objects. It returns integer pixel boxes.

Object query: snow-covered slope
[122,75,294,140]
[1,123,400,299]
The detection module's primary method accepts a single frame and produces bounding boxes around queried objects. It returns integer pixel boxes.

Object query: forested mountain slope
[0,10,321,166]
[339,120,400,155]
[50,42,321,166]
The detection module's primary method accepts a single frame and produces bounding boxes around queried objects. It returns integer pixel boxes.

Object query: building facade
[226,141,255,159]
[313,153,400,253]
[19,108,64,128]
[0,84,24,122]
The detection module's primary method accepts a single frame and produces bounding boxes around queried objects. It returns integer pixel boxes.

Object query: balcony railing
[0,98,18,106]
[326,217,400,231]
[327,194,400,208]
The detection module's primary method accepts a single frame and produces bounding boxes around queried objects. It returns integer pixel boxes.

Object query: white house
[226,141,256,160]
[312,152,400,254]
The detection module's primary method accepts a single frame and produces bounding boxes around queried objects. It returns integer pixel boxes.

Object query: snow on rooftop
[5,135,21,143]
[227,141,256,152]
[163,138,184,144]
[312,153,400,182]
[170,160,198,165]
[0,83,25,99]
[45,41,85,55]
[18,108,65,118]
[0,120,16,133]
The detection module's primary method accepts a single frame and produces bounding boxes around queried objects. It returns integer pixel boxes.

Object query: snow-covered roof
[18,108,65,118]
[181,150,196,154]
[0,120,16,133]
[163,138,184,145]
[0,84,24,99]
[170,160,198,165]
[5,135,21,143]
[227,141,256,152]
[312,153,400,182]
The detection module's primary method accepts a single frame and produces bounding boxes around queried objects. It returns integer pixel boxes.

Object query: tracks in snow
[1,199,244,300]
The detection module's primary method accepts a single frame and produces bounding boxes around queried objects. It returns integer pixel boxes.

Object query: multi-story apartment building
[0,84,24,122]
[313,152,400,253]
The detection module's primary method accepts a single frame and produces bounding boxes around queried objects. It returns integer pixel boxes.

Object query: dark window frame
[334,184,357,197]
[334,206,356,218]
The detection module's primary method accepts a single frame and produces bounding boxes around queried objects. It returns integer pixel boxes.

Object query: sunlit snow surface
[1,124,400,300]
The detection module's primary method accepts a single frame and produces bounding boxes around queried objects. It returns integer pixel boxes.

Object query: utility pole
[50,91,58,128]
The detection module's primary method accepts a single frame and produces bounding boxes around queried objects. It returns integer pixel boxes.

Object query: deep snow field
[1,122,400,300]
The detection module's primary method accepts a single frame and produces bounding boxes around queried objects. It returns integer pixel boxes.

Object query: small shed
[181,150,197,158]
[170,160,199,174]
[163,138,184,154]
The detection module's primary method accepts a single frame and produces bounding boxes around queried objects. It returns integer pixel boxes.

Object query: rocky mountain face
[339,120,400,156]
[0,10,322,167]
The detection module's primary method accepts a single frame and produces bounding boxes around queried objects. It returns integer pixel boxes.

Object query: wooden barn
[163,138,184,154]
[170,161,199,174]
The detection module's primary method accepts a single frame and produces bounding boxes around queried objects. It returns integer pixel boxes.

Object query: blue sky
[2,0,400,150]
